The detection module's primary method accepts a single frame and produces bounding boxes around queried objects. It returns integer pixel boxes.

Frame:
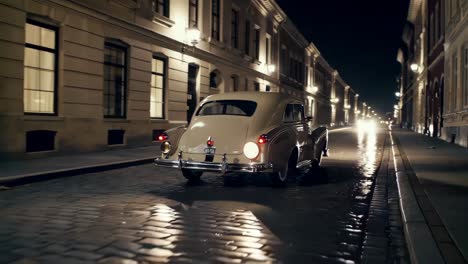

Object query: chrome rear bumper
[154,153,273,173]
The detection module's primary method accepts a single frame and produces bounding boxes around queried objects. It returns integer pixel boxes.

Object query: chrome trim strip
[155,158,273,173]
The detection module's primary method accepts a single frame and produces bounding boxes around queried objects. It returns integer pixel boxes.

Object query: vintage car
[154,92,328,186]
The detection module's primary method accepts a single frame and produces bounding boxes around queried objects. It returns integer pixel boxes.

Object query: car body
[154,91,328,186]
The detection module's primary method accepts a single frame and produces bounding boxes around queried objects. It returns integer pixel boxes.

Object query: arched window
[209,70,223,89]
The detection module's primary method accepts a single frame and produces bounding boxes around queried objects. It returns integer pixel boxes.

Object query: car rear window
[196,100,257,117]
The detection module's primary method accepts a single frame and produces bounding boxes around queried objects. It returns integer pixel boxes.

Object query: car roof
[202,91,300,105]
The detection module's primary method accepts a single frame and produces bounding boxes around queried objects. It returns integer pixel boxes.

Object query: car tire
[182,169,203,182]
[270,152,296,187]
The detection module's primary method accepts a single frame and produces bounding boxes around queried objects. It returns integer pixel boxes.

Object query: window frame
[24,19,59,116]
[189,0,198,28]
[103,41,128,119]
[154,0,170,18]
[211,0,220,41]
[253,26,260,61]
[231,8,239,49]
[244,20,251,56]
[150,55,167,119]
[463,45,468,107]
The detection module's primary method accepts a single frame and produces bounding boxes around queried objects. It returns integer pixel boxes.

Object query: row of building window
[429,1,444,51]
[24,20,167,119]
[153,0,272,64]
[449,46,468,111]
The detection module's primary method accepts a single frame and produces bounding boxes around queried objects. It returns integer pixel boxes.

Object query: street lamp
[330,97,339,104]
[410,63,420,73]
[395,91,401,97]
[183,27,201,53]
[266,64,276,74]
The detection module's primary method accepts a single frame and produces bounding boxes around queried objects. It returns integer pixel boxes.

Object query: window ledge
[23,115,64,122]
[103,118,130,123]
[152,13,174,28]
[209,38,225,49]
[253,59,262,65]
[243,54,252,62]
[150,119,169,123]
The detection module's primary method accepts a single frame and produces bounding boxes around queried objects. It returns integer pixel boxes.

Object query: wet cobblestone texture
[361,132,409,264]
[0,129,400,263]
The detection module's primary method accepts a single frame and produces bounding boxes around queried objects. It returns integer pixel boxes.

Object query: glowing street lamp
[395,91,401,97]
[266,64,276,74]
[185,27,201,47]
[330,97,340,104]
[410,63,420,73]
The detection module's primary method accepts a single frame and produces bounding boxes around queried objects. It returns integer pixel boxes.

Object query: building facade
[442,0,468,147]
[426,0,445,137]
[0,0,357,159]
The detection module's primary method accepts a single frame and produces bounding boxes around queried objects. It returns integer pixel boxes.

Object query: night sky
[276,0,410,114]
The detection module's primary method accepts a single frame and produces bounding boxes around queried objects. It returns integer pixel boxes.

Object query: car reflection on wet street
[0,127,389,263]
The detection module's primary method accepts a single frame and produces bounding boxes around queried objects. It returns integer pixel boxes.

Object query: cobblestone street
[0,128,406,263]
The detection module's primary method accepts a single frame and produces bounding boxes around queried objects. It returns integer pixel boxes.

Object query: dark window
[197,100,257,116]
[154,0,170,17]
[245,21,250,55]
[108,129,125,145]
[104,42,127,118]
[254,81,260,91]
[211,0,220,40]
[231,9,239,49]
[280,47,287,75]
[265,85,271,92]
[189,0,198,27]
[254,28,260,60]
[210,71,220,88]
[24,20,58,114]
[231,75,239,91]
[26,130,56,152]
[265,37,270,64]
[150,56,166,118]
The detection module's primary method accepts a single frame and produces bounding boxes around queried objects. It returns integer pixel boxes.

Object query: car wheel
[270,153,296,187]
[181,169,203,182]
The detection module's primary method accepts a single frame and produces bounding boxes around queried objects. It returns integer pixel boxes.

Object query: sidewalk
[392,128,468,263]
[0,146,160,186]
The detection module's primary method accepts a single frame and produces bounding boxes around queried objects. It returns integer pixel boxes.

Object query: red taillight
[158,133,168,141]
[258,134,268,144]
[207,139,214,147]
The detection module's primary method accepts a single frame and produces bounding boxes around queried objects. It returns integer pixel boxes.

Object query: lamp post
[183,26,201,52]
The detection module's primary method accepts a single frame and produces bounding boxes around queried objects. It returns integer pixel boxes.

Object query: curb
[390,132,444,264]
[0,157,157,187]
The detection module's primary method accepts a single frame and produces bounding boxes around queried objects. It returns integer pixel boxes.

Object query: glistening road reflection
[357,126,378,178]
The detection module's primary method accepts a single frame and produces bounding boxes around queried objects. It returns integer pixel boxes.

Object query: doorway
[187,63,199,123]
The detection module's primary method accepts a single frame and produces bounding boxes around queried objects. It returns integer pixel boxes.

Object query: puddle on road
[324,128,382,263]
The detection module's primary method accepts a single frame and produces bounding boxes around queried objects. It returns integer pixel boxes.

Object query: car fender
[163,125,186,157]
[264,125,298,171]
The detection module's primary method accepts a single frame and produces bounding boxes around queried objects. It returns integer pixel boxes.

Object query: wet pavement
[0,128,404,263]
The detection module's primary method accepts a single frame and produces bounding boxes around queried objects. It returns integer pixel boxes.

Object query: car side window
[283,104,295,122]
[295,104,305,122]
[283,104,305,123]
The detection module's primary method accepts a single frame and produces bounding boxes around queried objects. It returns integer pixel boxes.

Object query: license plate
[204,147,216,155]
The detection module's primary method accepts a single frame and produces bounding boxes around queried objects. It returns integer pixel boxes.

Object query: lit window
[103,42,127,118]
[151,57,166,118]
[24,21,57,114]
